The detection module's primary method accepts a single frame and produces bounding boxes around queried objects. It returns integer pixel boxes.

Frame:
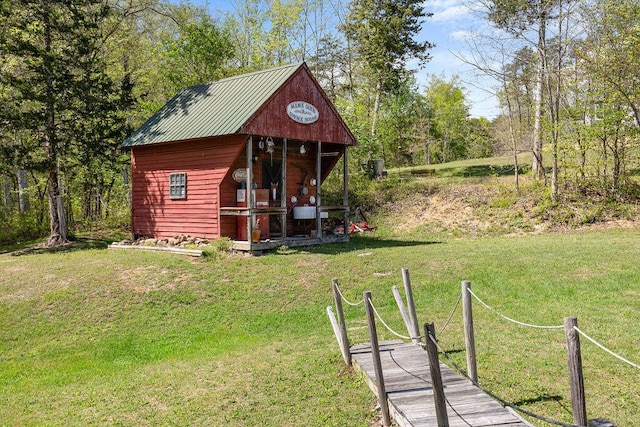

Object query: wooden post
[315,141,322,238]
[425,323,449,427]
[342,147,349,237]
[332,278,351,366]
[461,280,478,383]
[327,306,347,363]
[564,317,587,426]
[364,291,391,427]
[281,138,287,239]
[246,136,254,243]
[392,285,413,339]
[402,268,421,345]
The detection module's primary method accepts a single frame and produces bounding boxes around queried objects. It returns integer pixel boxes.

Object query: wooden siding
[130,136,244,239]
[242,67,356,146]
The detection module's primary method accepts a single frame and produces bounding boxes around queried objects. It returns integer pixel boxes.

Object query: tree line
[0,0,638,245]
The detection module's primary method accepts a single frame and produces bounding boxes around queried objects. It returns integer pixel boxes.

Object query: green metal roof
[122,63,302,147]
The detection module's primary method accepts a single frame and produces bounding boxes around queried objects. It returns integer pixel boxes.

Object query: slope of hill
[342,155,640,239]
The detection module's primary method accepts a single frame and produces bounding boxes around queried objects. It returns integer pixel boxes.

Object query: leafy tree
[425,76,470,162]
[485,0,556,180]
[263,0,305,65]
[0,0,131,245]
[342,0,433,161]
[308,34,350,102]
[161,11,235,92]
[377,75,426,167]
[467,117,495,159]
[223,0,307,71]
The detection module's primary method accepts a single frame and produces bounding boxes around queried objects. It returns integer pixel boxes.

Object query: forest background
[2,0,640,245]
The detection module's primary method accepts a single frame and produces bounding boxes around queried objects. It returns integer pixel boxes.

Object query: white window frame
[169,172,187,199]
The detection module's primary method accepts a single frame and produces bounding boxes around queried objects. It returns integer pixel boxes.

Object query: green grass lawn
[1,229,639,426]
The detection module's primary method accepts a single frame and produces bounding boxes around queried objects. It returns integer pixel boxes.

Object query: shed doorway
[262,159,283,236]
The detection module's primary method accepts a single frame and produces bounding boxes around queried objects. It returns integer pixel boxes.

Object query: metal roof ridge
[186,62,303,89]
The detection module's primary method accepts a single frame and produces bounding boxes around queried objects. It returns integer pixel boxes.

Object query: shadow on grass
[511,394,564,407]
[3,236,119,256]
[283,233,442,256]
[438,164,530,178]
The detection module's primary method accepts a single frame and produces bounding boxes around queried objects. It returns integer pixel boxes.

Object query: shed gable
[242,65,356,145]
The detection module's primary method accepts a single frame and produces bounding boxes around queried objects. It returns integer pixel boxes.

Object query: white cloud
[449,30,476,42]
[428,0,463,10]
[431,5,471,23]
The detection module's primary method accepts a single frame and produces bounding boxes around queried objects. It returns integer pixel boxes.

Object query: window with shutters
[169,173,187,199]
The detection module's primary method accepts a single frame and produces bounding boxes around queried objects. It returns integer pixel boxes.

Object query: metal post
[332,279,351,366]
[402,268,421,345]
[425,323,449,427]
[364,291,391,427]
[461,280,477,383]
[565,317,587,426]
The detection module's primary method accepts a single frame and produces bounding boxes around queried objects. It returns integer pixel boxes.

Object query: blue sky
[187,0,500,119]
[418,0,500,119]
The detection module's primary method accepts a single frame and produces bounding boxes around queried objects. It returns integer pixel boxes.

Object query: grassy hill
[345,154,640,239]
[2,157,639,426]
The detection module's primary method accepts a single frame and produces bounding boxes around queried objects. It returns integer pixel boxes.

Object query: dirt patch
[378,184,500,236]
[372,178,640,237]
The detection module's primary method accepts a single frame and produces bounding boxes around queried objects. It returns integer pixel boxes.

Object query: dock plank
[351,341,532,427]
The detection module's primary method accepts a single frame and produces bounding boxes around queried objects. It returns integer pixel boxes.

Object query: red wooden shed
[122,63,357,252]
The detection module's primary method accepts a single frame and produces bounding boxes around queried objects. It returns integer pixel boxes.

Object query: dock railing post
[402,268,421,346]
[392,285,413,340]
[564,317,587,426]
[364,291,391,427]
[461,280,478,383]
[332,278,351,366]
[425,323,449,427]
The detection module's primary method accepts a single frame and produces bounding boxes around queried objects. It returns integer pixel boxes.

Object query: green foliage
[201,237,233,259]
[161,13,235,92]
[222,0,309,71]
[425,75,471,162]
[0,210,48,245]
[0,0,133,244]
[343,0,433,88]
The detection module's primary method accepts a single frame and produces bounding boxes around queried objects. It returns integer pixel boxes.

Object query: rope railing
[428,334,581,427]
[467,288,565,330]
[436,293,461,338]
[367,297,421,341]
[329,275,626,426]
[469,286,640,370]
[574,326,640,371]
[334,282,364,306]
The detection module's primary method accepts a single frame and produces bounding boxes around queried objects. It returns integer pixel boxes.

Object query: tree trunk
[371,77,385,161]
[17,169,29,213]
[504,82,520,194]
[532,10,547,181]
[44,6,66,246]
[3,177,11,211]
[47,169,66,246]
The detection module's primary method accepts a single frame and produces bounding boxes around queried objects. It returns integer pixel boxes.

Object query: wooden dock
[351,340,533,427]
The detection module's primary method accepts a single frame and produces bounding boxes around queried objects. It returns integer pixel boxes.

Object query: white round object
[232,168,248,182]
[290,195,298,203]
[309,196,316,204]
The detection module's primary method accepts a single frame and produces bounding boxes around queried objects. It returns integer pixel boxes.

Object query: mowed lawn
[1,229,639,426]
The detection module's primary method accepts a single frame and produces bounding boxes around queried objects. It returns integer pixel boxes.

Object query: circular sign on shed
[286,101,319,124]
